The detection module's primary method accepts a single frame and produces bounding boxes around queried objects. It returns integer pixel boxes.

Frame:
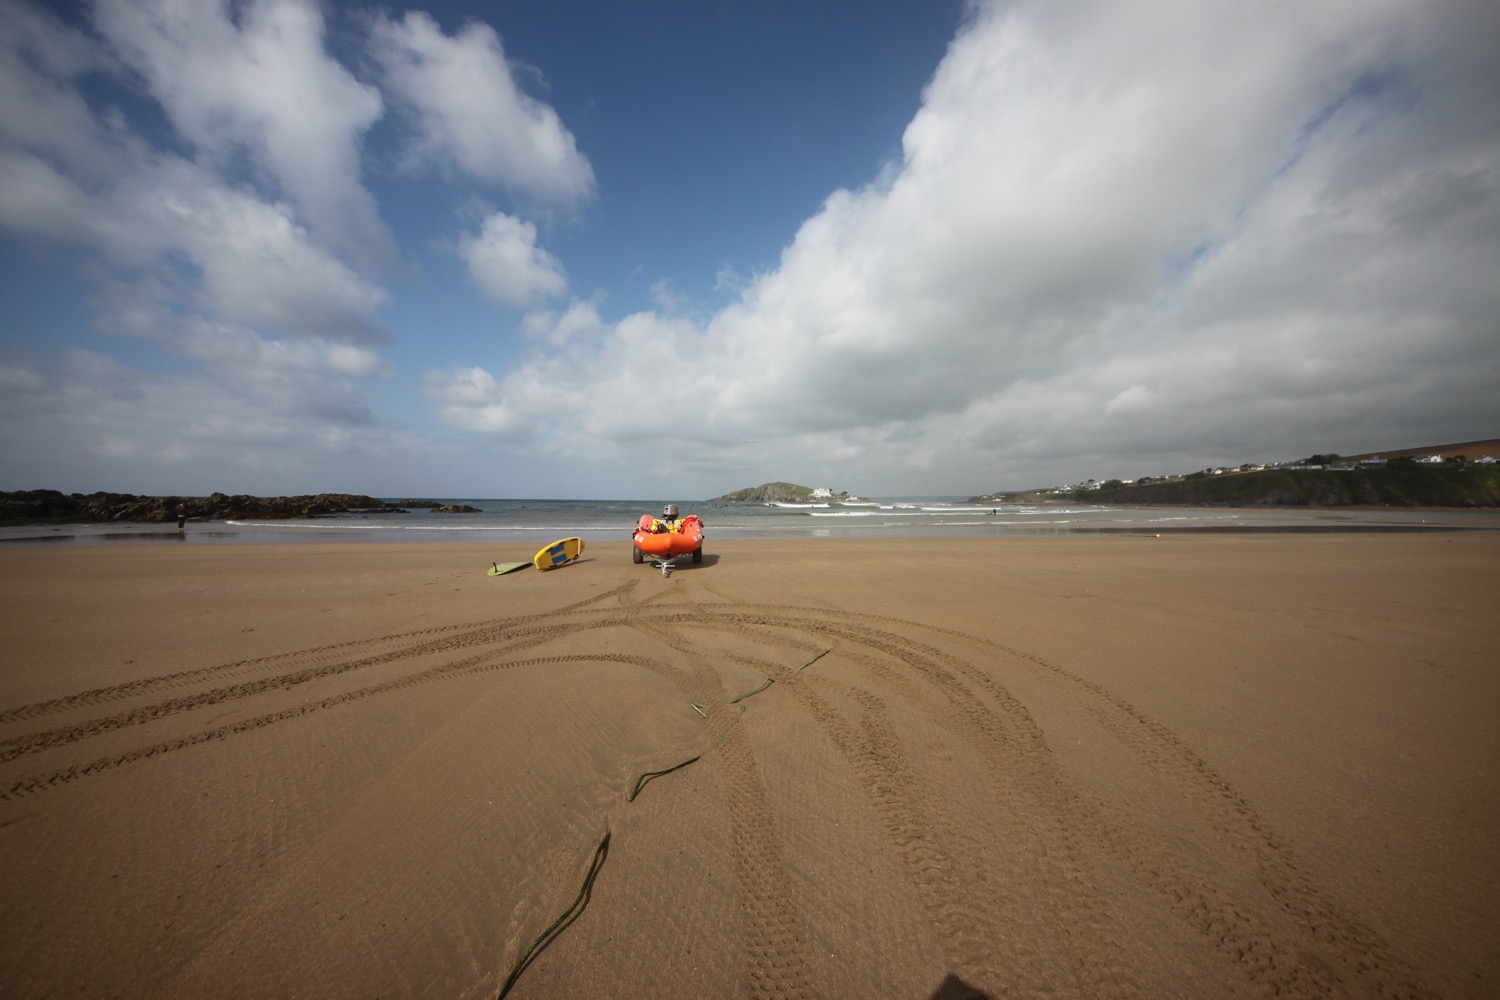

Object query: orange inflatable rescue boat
[632,504,704,573]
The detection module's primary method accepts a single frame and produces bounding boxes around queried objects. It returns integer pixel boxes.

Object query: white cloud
[650,279,685,313]
[0,1,108,172]
[168,315,388,383]
[434,0,1500,494]
[92,0,392,268]
[712,264,748,296]
[0,361,46,392]
[3,0,1496,499]
[0,148,94,237]
[0,2,390,342]
[520,299,607,347]
[121,159,388,337]
[1104,384,1155,416]
[369,10,594,203]
[0,347,413,493]
[423,365,529,437]
[0,149,389,341]
[0,1,404,492]
[458,211,566,307]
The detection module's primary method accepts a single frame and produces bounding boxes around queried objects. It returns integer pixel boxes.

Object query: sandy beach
[1,533,1497,999]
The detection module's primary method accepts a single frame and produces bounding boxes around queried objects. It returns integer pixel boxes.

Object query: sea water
[2,497,1492,545]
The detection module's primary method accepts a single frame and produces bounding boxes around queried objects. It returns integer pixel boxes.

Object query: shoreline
[3,534,1497,997]
[2,502,1498,547]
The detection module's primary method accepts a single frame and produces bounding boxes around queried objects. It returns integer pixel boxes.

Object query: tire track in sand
[0,584,635,728]
[0,587,643,762]
[705,598,1434,999]
[702,625,1137,996]
[0,588,1434,998]
[617,593,817,1000]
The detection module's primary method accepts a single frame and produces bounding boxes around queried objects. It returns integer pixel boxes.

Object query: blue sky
[2,0,1497,499]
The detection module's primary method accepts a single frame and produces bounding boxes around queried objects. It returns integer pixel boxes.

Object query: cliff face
[710,482,816,503]
[0,490,405,523]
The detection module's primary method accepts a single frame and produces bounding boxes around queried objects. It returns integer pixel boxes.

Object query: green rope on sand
[798,650,834,671]
[493,649,828,997]
[730,677,773,704]
[628,755,703,802]
[496,831,611,999]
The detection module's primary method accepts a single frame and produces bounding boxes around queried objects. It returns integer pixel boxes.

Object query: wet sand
[1,534,1497,998]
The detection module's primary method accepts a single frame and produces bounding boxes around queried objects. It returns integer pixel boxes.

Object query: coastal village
[980,438,1500,502]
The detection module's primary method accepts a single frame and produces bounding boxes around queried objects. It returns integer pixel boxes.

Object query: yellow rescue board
[534,536,585,570]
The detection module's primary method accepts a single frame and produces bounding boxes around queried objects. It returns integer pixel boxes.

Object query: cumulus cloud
[433,0,1500,493]
[3,0,1495,499]
[0,149,388,341]
[0,2,389,341]
[0,347,408,492]
[649,279,686,314]
[457,211,566,307]
[93,0,392,269]
[94,278,388,380]
[369,10,594,203]
[422,366,528,437]
[110,158,389,337]
[0,2,107,171]
[0,0,403,490]
[520,300,608,347]
[0,148,93,237]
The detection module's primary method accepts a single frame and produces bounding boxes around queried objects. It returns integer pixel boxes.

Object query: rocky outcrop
[711,482,821,503]
[430,504,481,513]
[0,490,410,523]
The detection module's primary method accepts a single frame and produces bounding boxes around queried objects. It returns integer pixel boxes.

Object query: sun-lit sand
[1,534,1497,998]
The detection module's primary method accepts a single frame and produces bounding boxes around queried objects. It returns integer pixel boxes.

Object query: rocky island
[709,482,856,503]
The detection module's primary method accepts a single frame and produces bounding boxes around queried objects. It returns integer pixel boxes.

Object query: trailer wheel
[632,546,644,564]
[692,546,703,564]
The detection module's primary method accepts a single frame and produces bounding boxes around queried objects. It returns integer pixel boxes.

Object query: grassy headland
[975,461,1500,508]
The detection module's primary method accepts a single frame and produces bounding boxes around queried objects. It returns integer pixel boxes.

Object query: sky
[1,0,1496,500]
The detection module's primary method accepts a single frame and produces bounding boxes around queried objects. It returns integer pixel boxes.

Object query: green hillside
[710,482,819,502]
[1085,463,1500,507]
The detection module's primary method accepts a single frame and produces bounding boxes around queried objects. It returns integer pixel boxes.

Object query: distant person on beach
[176,504,187,535]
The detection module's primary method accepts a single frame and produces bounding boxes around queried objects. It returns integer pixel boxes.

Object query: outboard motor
[663,503,679,525]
